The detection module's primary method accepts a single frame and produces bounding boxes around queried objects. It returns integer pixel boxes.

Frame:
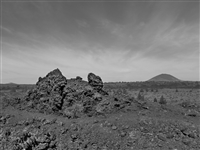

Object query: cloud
[1,1,199,83]
[140,23,199,59]
[1,26,12,33]
[76,20,90,28]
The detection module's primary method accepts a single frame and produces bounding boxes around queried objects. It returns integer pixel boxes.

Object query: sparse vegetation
[137,92,144,101]
[159,95,167,105]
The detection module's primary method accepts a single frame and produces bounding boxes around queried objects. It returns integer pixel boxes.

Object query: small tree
[159,95,167,105]
[154,98,157,102]
[137,92,144,101]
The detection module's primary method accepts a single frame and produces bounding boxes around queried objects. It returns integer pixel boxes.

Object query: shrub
[137,92,144,101]
[154,98,157,102]
[159,95,167,105]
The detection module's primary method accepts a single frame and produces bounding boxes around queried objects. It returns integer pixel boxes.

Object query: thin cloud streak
[1,26,12,33]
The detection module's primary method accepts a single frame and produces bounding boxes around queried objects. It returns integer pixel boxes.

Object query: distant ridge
[3,82,17,85]
[148,74,181,82]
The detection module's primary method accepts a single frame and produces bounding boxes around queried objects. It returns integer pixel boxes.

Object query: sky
[1,0,199,84]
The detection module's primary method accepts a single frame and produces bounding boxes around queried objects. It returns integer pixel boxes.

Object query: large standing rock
[87,73,103,90]
[24,68,67,113]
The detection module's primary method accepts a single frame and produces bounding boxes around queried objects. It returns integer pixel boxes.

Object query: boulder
[88,73,103,90]
[24,68,67,113]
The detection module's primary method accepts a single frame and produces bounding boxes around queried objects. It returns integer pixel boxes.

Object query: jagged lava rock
[23,69,108,118]
[25,68,67,113]
[88,73,103,90]
[23,69,127,118]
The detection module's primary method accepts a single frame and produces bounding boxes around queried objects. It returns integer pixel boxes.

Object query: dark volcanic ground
[0,69,200,150]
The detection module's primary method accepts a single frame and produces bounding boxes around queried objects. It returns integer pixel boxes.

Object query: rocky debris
[186,109,200,117]
[119,131,126,137]
[111,125,117,130]
[1,97,23,109]
[17,69,134,118]
[157,133,167,141]
[1,111,200,150]
[0,114,13,125]
[0,118,57,150]
[180,101,196,109]
[129,129,141,141]
[180,101,200,113]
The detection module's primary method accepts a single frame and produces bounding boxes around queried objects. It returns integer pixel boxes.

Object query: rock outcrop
[24,68,67,114]
[88,73,103,90]
[22,69,110,118]
[21,68,131,118]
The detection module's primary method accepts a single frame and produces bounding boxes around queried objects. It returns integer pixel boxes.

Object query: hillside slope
[148,74,181,82]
